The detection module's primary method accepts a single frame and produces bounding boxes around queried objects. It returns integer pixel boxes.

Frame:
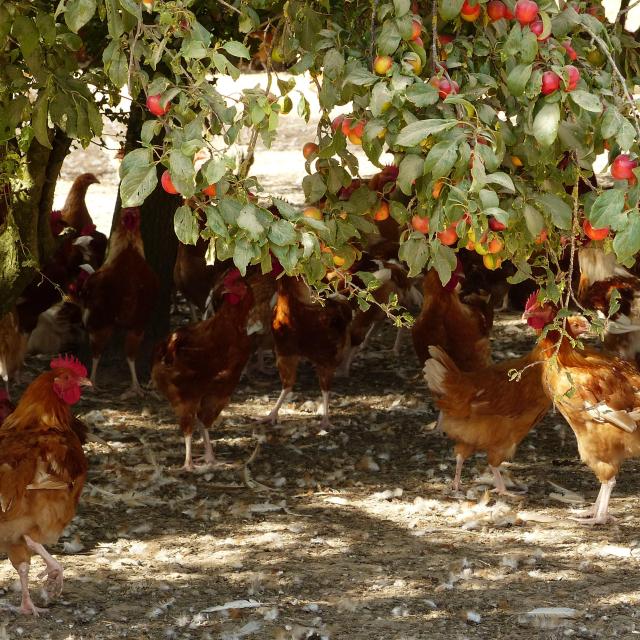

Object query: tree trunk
[0,130,71,316]
[110,101,180,368]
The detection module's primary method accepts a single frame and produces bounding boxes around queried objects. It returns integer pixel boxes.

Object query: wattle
[53,383,82,405]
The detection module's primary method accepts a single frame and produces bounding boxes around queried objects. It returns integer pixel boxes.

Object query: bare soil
[6,73,640,639]
[4,316,640,640]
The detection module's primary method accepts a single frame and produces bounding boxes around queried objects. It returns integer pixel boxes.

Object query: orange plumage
[81,207,159,396]
[0,357,90,614]
[264,276,352,428]
[152,268,256,470]
[424,344,551,493]
[525,298,640,523]
[412,268,492,369]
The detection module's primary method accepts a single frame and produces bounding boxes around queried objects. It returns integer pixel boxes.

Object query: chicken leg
[23,535,64,598]
[452,453,464,492]
[256,387,292,425]
[16,562,45,615]
[572,477,617,525]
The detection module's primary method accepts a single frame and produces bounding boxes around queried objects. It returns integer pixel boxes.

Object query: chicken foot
[14,562,46,615]
[120,358,144,399]
[23,535,64,598]
[571,478,617,525]
[256,387,292,425]
[320,390,333,429]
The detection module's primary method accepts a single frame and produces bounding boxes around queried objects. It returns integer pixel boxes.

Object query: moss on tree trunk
[0,130,71,316]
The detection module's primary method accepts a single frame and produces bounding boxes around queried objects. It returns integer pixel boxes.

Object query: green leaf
[601,107,622,139]
[506,64,532,96]
[12,15,40,57]
[169,150,196,198]
[31,90,51,149]
[537,193,572,230]
[523,203,544,236]
[394,0,411,16]
[272,198,299,220]
[532,102,560,146]
[370,83,393,117]
[504,23,522,56]
[424,141,458,180]
[64,0,97,33]
[395,119,457,146]
[399,235,430,276]
[377,20,401,55]
[174,205,200,246]
[343,65,379,87]
[485,172,515,192]
[616,118,635,150]
[613,211,640,263]
[519,30,538,64]
[302,173,327,203]
[233,238,254,275]
[120,166,158,207]
[479,189,499,209]
[397,154,424,195]
[589,188,626,230]
[202,157,227,186]
[269,219,297,246]
[569,90,602,113]
[439,0,465,22]
[406,82,439,107]
[432,242,457,285]
[236,206,265,238]
[222,40,250,59]
[204,205,228,237]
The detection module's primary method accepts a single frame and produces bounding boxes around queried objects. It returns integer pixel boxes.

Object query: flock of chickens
[2,167,640,616]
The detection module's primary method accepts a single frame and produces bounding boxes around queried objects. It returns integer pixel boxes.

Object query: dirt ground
[5,315,640,640]
[6,73,640,639]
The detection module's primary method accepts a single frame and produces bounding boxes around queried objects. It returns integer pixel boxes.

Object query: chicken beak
[78,377,93,387]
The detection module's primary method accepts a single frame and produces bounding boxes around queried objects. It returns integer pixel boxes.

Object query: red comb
[50,210,62,221]
[524,291,540,312]
[50,354,88,378]
[224,268,242,284]
[0,389,8,401]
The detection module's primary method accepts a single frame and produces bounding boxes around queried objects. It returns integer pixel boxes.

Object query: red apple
[161,170,179,194]
[410,19,422,40]
[347,119,366,145]
[430,76,459,100]
[437,224,458,246]
[611,154,638,182]
[341,117,353,137]
[583,219,609,241]
[202,184,217,197]
[488,216,507,231]
[541,71,561,95]
[373,55,393,75]
[564,65,580,91]
[303,142,319,159]
[331,115,345,133]
[460,0,481,21]
[562,41,577,61]
[412,215,430,233]
[529,19,548,40]
[146,94,170,117]
[438,34,454,46]
[514,0,538,25]
[413,36,424,47]
[487,0,508,20]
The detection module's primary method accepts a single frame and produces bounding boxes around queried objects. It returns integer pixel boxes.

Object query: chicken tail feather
[423,346,459,395]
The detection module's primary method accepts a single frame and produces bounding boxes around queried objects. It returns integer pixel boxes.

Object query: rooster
[152,268,256,470]
[412,264,492,369]
[260,276,352,428]
[424,341,551,494]
[80,207,159,397]
[0,355,90,614]
[524,293,640,524]
[0,308,27,395]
